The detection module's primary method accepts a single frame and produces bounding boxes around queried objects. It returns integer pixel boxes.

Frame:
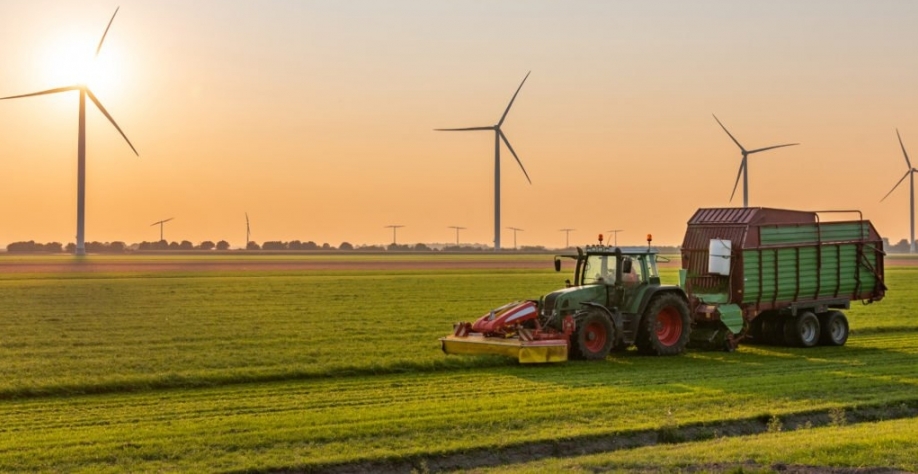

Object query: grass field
[1,255,916,472]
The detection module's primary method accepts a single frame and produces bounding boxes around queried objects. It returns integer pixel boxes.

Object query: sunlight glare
[40,29,121,94]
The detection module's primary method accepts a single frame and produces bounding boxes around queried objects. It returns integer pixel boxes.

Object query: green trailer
[680,208,886,349]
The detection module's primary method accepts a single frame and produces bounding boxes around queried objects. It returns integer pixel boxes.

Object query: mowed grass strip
[1,329,917,472]
[470,417,918,473]
[1,260,915,398]
[0,267,564,397]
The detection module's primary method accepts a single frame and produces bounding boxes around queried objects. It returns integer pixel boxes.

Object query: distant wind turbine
[448,226,466,245]
[245,213,251,245]
[151,218,174,242]
[385,225,404,245]
[436,72,533,251]
[507,227,523,249]
[560,228,575,248]
[713,114,798,208]
[881,129,918,253]
[1,7,139,256]
[607,229,624,247]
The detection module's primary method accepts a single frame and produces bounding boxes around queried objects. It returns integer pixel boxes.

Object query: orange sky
[1,1,917,249]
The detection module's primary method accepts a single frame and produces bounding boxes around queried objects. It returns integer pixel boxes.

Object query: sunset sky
[1,1,917,249]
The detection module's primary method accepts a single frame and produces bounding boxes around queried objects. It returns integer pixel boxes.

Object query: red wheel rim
[656,307,682,346]
[584,321,608,353]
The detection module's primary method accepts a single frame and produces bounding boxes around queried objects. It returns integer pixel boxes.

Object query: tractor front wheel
[571,311,615,360]
[636,293,691,356]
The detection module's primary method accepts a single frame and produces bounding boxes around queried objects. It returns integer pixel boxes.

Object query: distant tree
[303,241,318,250]
[246,241,261,250]
[109,241,126,253]
[199,241,216,251]
[216,240,230,251]
[65,243,76,253]
[413,243,430,251]
[168,241,180,250]
[262,241,287,251]
[890,239,911,253]
[179,240,194,250]
[322,243,333,250]
[288,240,303,250]
[154,240,169,250]
[46,242,64,253]
[339,242,354,251]
[356,244,385,251]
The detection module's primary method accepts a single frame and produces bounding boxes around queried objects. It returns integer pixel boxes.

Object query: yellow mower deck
[440,334,568,363]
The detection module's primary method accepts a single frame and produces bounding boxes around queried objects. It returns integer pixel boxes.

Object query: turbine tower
[881,129,917,253]
[436,72,533,251]
[607,229,624,247]
[1,7,139,256]
[150,218,173,242]
[713,114,798,208]
[385,225,404,245]
[245,212,251,245]
[507,227,523,249]
[560,228,575,249]
[448,226,466,245]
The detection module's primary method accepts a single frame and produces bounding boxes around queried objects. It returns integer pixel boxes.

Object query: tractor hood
[541,284,607,318]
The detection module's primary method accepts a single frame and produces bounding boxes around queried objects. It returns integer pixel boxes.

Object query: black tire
[818,311,849,346]
[760,315,784,345]
[636,293,691,356]
[783,311,820,348]
[570,311,615,360]
[747,316,765,344]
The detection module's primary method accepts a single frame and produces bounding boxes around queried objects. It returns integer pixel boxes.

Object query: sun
[40,30,121,93]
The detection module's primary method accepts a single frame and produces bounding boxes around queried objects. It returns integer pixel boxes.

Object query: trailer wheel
[571,311,615,360]
[818,311,849,346]
[783,311,820,348]
[636,293,691,356]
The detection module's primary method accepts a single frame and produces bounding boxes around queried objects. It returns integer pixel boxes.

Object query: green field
[1,256,916,472]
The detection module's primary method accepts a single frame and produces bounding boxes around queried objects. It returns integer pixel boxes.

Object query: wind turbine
[560,228,575,248]
[881,129,918,253]
[150,218,173,242]
[385,225,404,245]
[1,7,138,256]
[507,227,523,249]
[245,213,251,245]
[607,229,624,247]
[448,226,466,245]
[713,114,798,208]
[436,72,533,251]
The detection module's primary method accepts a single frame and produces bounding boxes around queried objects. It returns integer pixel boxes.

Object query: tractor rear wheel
[783,311,820,347]
[636,293,691,356]
[818,311,849,346]
[571,311,615,360]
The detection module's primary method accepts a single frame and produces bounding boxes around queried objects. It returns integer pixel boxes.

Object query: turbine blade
[498,71,530,127]
[1,86,81,100]
[499,130,532,184]
[897,129,912,169]
[747,143,799,154]
[96,7,120,57]
[881,171,911,202]
[729,158,746,202]
[434,126,494,131]
[85,88,139,156]
[164,218,174,223]
[712,114,746,153]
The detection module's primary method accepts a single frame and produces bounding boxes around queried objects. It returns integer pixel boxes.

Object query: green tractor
[440,243,692,363]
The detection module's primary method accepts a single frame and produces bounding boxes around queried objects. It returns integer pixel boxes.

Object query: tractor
[440,237,692,363]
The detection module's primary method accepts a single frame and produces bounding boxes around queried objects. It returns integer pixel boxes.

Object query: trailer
[681,208,886,349]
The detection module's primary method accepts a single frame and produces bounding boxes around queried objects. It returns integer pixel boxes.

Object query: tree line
[4,240,557,253]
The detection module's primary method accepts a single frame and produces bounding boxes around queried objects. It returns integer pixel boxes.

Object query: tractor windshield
[582,254,617,285]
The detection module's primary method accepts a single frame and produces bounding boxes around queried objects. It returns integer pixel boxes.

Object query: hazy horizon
[2,1,917,249]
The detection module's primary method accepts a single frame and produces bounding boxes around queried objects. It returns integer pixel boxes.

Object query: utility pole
[607,229,624,247]
[507,227,523,249]
[559,228,575,248]
[385,225,405,245]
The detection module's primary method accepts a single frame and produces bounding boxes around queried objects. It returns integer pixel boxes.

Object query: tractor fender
[578,302,623,346]
[636,286,690,319]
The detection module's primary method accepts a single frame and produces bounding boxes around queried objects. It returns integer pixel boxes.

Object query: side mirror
[554,258,562,272]
[622,258,632,274]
